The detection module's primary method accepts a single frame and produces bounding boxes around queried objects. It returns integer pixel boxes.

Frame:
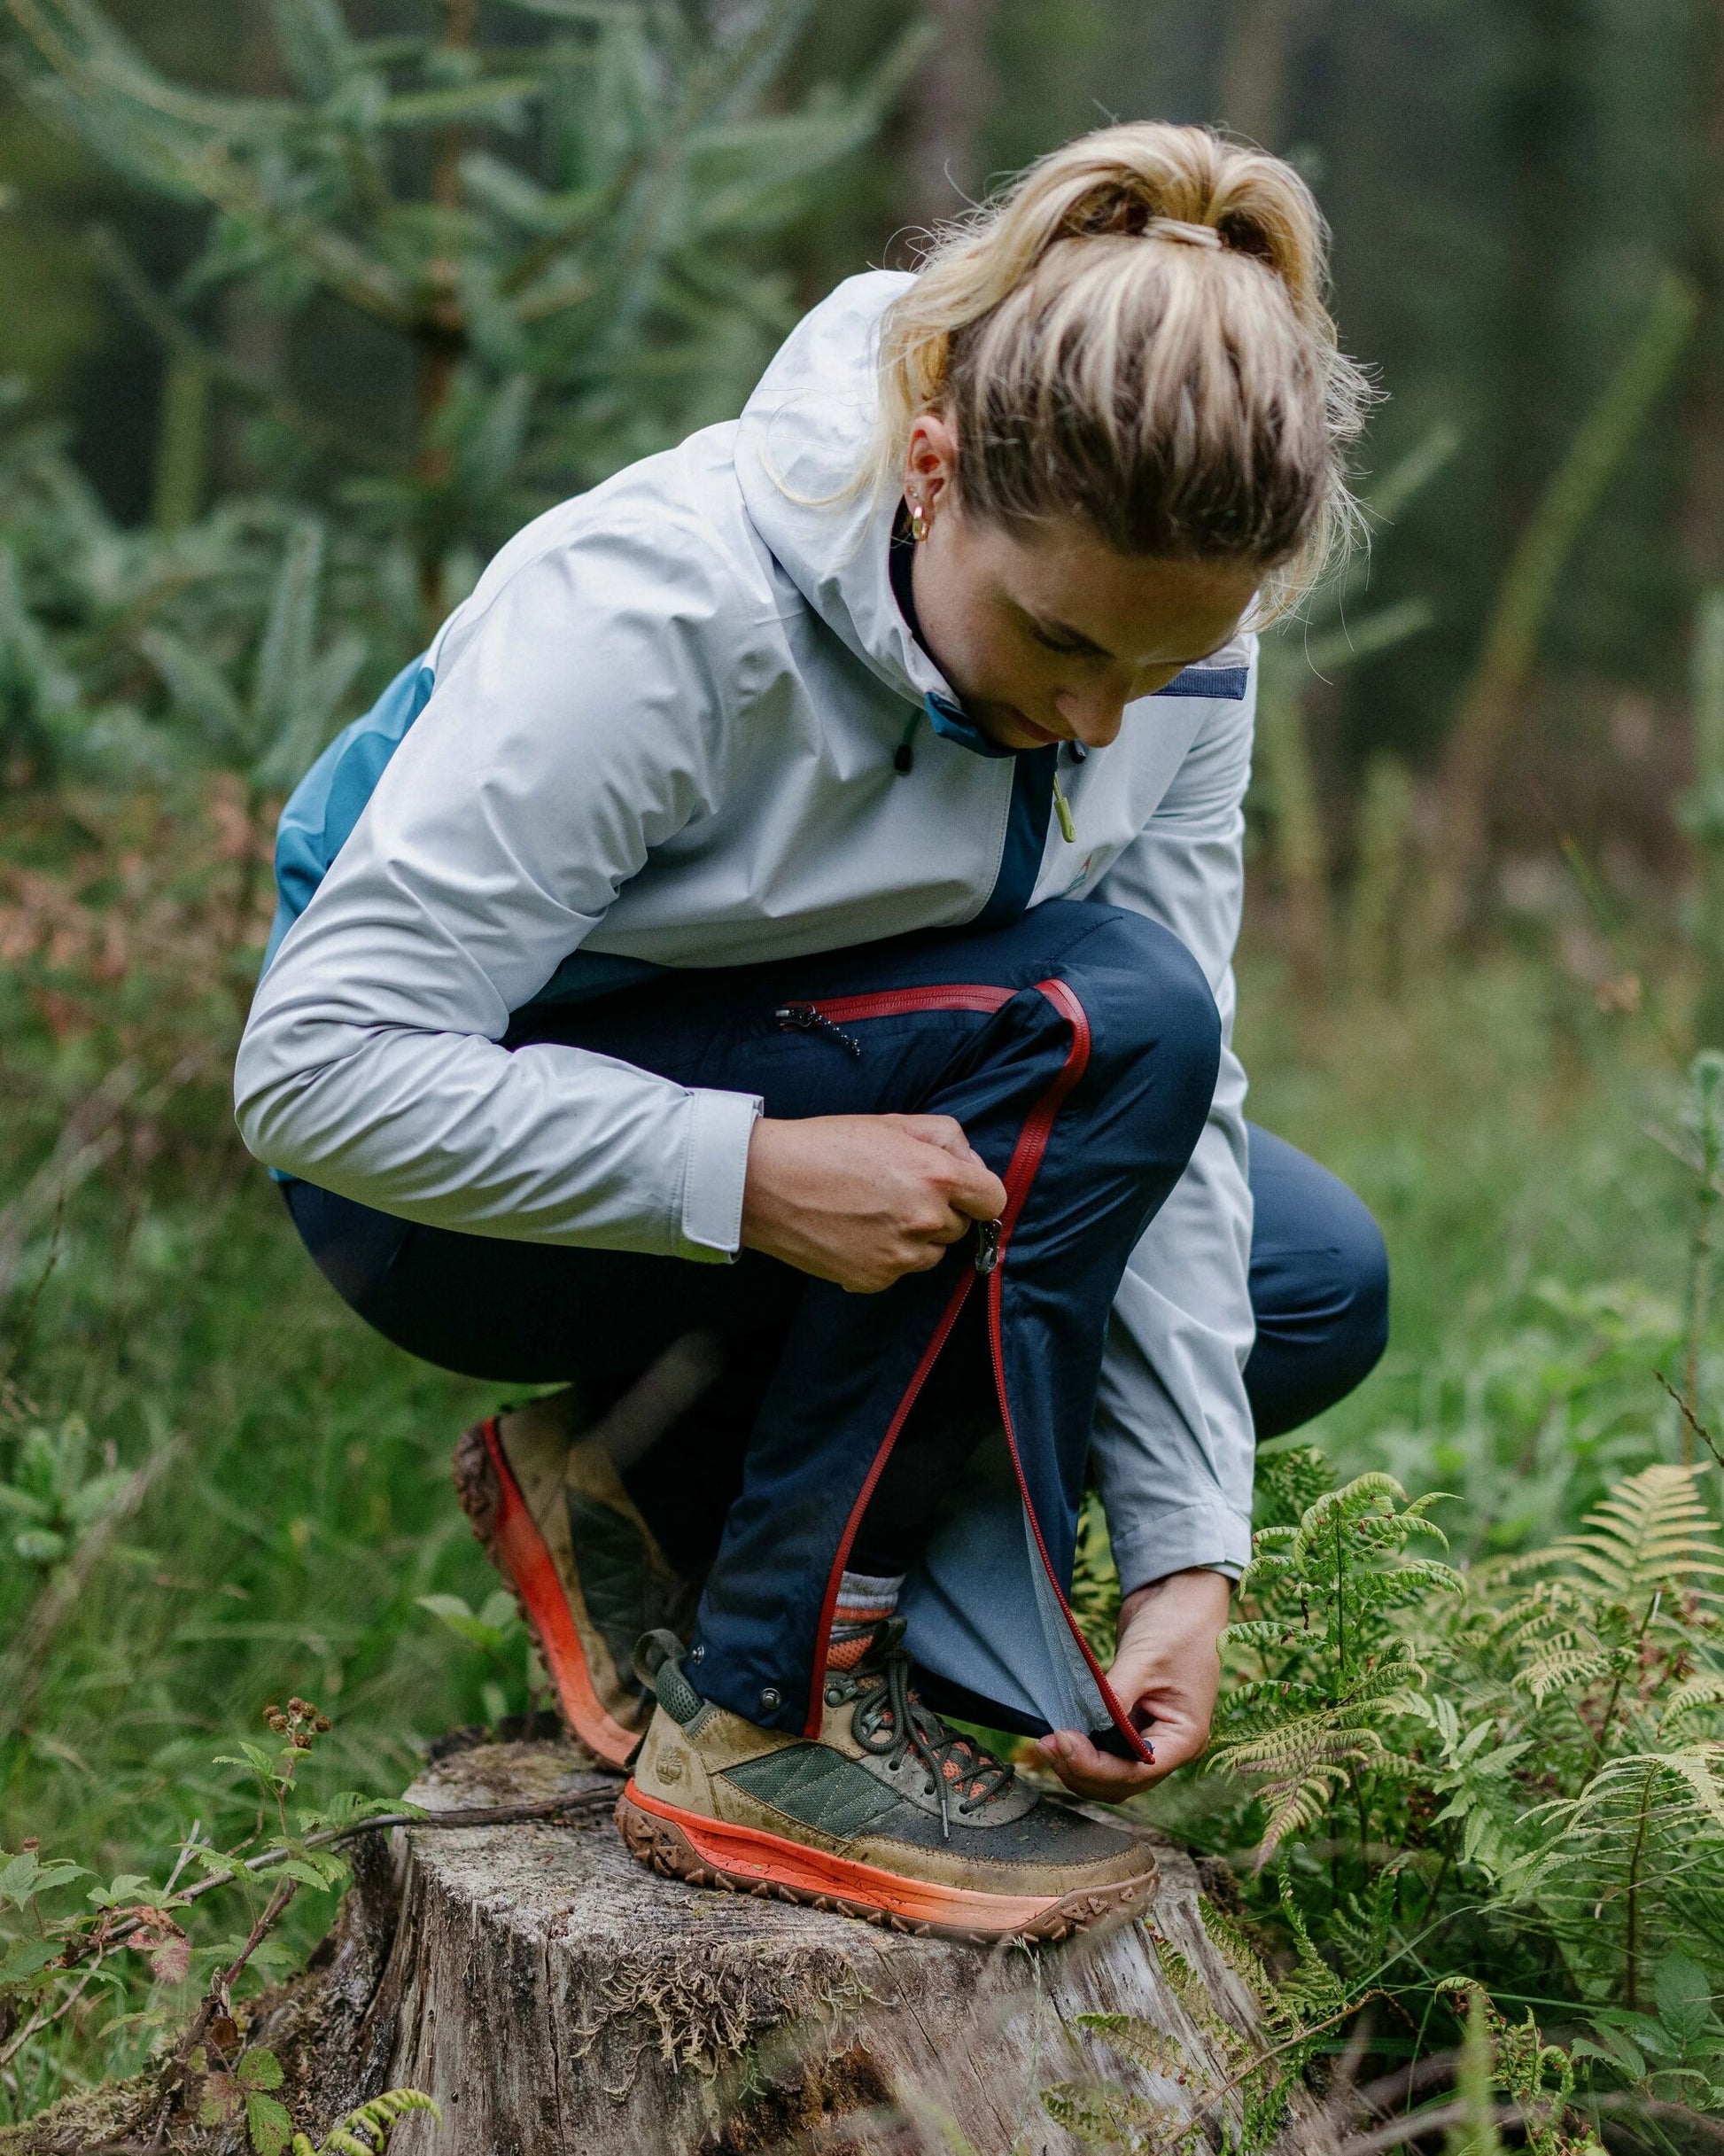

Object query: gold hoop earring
[909,500,930,542]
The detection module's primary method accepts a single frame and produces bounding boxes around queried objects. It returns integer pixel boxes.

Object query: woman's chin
[973,704,1060,751]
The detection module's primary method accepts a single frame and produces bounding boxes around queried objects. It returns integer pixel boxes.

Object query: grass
[1236,951,1695,1552]
[0,819,1709,2118]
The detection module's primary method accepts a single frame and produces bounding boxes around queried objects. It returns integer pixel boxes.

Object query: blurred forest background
[3,0,1715,902]
[7,2,1724,2146]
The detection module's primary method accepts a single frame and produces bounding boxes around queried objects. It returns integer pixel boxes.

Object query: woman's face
[904,415,1261,753]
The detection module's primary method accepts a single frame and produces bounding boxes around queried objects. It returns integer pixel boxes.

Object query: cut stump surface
[351,1736,1336,2155]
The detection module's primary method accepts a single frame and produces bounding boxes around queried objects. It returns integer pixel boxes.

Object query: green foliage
[0,1695,433,2131]
[291,2086,439,2156]
[0,1412,127,1566]
[188,2045,435,2155]
[1,0,924,615]
[1209,1465,1461,1863]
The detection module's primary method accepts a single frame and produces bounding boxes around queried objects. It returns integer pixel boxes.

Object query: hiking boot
[453,1402,695,1770]
[615,1623,1159,1942]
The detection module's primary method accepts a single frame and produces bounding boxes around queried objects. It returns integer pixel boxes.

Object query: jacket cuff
[679,1088,763,1260]
[1108,1501,1254,1595]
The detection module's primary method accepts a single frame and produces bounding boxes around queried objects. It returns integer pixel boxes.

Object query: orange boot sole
[615,1782,1159,1944]
[453,1417,640,1771]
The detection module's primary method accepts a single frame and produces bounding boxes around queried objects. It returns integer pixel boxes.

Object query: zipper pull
[974,1218,1002,1274]
[1052,773,1076,844]
[774,1003,864,1058]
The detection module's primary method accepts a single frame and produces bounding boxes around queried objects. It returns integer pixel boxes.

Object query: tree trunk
[1,1735,1341,2152]
[902,0,996,225]
[1684,0,1724,590]
[1255,649,1332,1016]
[1215,0,1328,150]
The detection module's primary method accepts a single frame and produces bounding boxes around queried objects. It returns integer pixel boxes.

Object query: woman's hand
[741,1113,1007,1294]
[1036,1568,1231,1802]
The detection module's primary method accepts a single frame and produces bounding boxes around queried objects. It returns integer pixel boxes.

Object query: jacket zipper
[799,976,1152,1763]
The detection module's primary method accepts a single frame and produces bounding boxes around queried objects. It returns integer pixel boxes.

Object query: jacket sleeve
[232,522,764,1261]
[1084,642,1258,1590]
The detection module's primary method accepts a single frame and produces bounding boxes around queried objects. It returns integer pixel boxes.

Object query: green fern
[290,2088,440,2156]
[1532,1463,1724,1600]
[1208,1466,1459,1868]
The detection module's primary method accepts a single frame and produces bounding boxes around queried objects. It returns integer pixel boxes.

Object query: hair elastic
[1145,216,1223,250]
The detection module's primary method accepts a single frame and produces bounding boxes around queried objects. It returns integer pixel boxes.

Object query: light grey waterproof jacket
[235,273,1258,1718]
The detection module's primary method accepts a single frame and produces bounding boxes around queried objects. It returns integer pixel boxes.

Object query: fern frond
[1541,1466,1724,1598]
[1254,1767,1348,1864]
[304,2088,440,2156]
[1661,1674,1724,1731]
[1519,1646,1614,1702]
[1535,1745,1724,1847]
[1040,2081,1184,2150]
[1073,2012,1191,2079]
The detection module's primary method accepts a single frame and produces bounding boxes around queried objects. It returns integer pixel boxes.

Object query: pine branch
[87,224,392,474]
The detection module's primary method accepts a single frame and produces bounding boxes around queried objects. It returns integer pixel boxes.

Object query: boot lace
[846,1626,1013,1839]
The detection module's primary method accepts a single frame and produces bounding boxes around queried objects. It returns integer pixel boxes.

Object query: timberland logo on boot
[655,1752,685,1785]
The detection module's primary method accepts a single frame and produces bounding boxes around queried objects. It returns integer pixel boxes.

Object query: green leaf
[87,1872,150,1908]
[0,1936,63,1983]
[198,2073,242,2127]
[238,2045,285,2090]
[415,1592,509,1649]
[1655,1954,1719,2048]
[246,2088,295,2155]
[297,1791,421,1834]
[0,1853,88,1906]
[214,1740,283,1782]
[274,1856,344,1892]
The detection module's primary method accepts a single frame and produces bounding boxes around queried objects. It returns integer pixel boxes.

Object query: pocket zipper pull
[774,1003,864,1058]
[975,1218,1002,1274]
[1052,774,1076,844]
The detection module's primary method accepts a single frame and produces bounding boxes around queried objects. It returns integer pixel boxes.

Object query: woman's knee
[1324,1207,1390,1388]
[1245,1163,1390,1438]
[1066,910,1222,1132]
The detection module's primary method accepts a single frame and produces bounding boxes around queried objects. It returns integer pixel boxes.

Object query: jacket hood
[734,271,949,712]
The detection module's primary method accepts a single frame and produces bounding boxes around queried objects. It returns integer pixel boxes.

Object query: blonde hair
[875,122,1373,613]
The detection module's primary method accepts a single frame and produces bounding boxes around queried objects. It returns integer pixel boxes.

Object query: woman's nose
[1053,688,1128,748]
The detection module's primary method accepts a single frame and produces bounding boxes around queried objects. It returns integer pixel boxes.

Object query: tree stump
[288,1734,1340,2155]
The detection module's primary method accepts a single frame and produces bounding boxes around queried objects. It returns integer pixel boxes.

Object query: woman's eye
[1029,626,1088,656]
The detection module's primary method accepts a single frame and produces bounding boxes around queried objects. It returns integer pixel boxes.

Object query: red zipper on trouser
[784,985,1016,1022]
[798,985,1016,1732]
[987,979,1153,1763]
[804,1265,977,1733]
[799,976,1151,1762]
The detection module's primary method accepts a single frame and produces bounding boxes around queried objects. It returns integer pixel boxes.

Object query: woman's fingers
[885,1115,1007,1219]
[740,1114,1006,1292]
[1035,1730,1158,1801]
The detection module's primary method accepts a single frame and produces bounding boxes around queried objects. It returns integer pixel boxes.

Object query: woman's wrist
[1118,1567,1232,1638]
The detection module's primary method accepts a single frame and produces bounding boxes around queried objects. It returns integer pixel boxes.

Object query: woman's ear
[904,412,959,525]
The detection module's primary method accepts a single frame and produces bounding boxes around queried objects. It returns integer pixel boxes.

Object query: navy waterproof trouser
[285,902,1388,1751]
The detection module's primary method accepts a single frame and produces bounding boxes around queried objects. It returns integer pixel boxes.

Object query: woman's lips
[1001,708,1061,746]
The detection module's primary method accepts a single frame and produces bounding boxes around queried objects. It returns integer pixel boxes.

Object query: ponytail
[874,122,1373,611]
